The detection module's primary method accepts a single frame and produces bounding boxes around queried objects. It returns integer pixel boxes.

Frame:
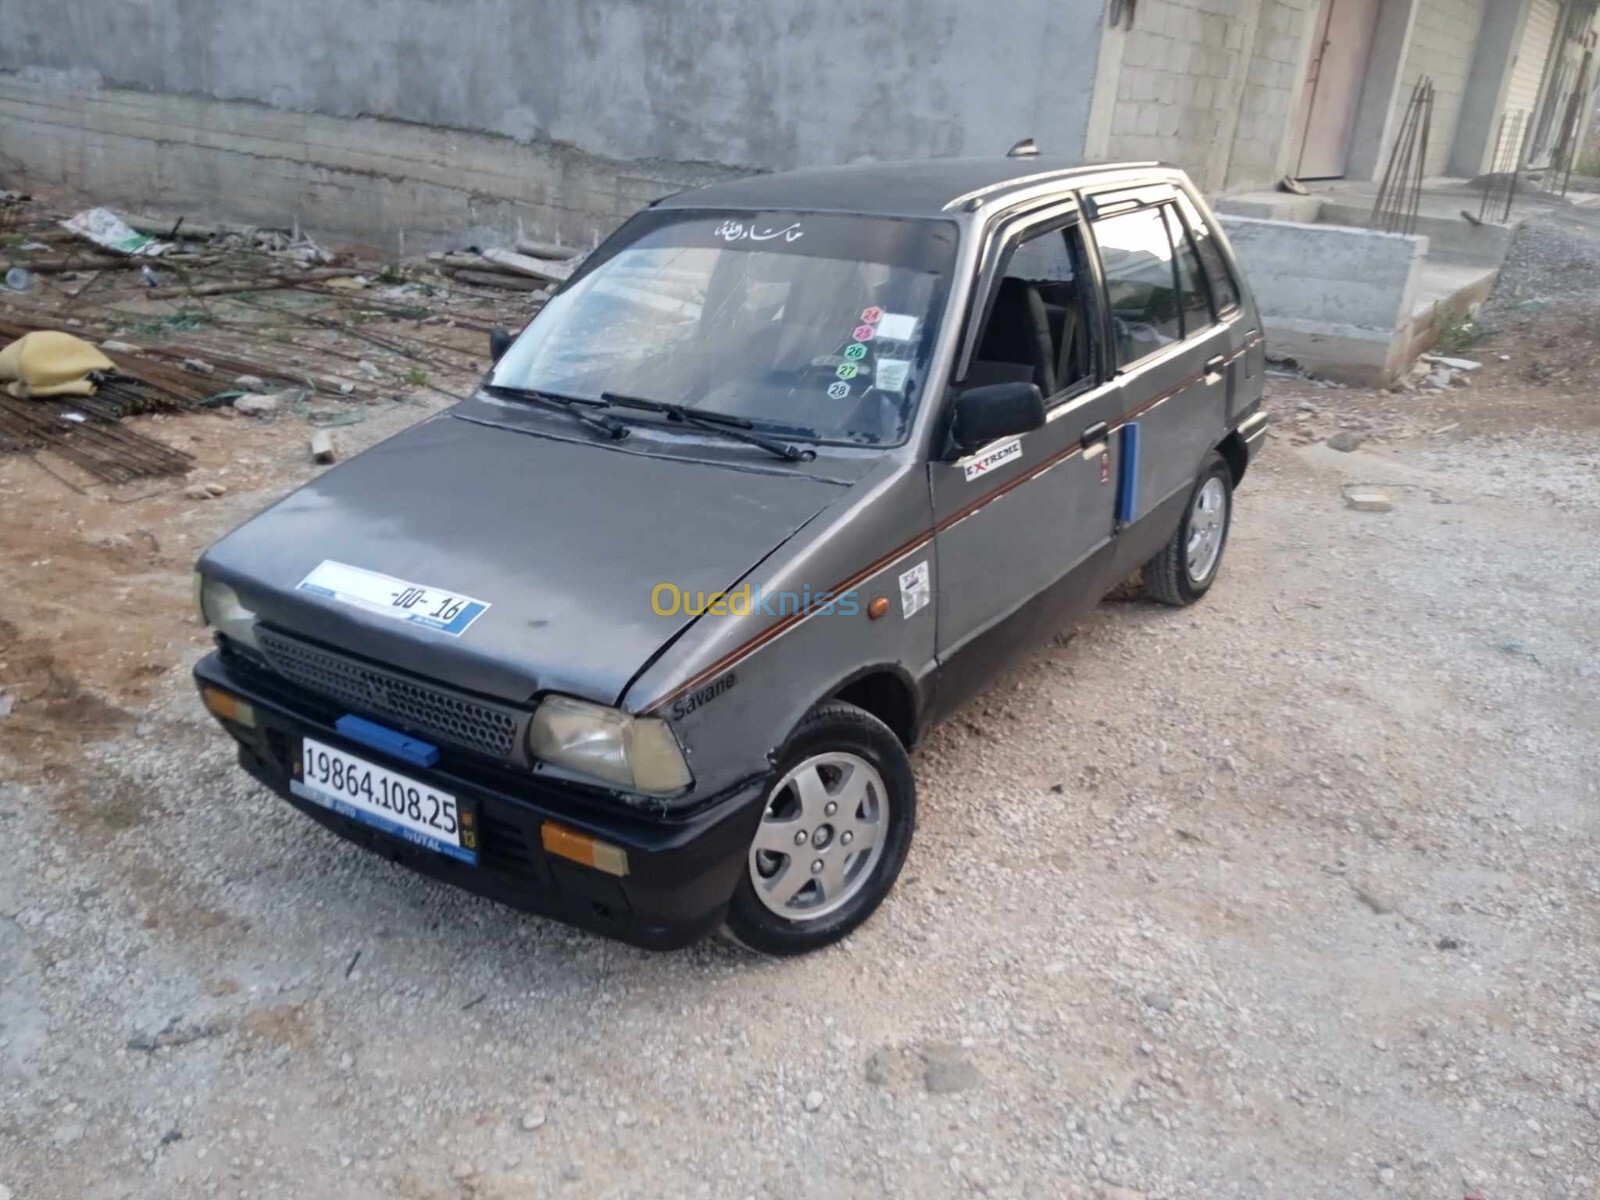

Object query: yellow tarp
[0,331,114,398]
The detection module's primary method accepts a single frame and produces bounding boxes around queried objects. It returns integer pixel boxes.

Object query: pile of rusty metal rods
[1372,78,1434,236]
[0,395,193,482]
[1480,110,1528,225]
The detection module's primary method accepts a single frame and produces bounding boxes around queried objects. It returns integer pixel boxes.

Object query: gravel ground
[3,229,1600,1200]
[1495,209,1600,304]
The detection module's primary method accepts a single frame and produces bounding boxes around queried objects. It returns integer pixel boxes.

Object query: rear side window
[1176,193,1240,314]
[1092,207,1181,368]
[1162,205,1214,335]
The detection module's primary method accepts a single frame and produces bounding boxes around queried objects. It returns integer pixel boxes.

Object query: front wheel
[723,701,916,956]
[1142,453,1233,606]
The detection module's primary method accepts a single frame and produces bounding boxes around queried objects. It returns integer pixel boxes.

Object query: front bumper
[194,651,768,950]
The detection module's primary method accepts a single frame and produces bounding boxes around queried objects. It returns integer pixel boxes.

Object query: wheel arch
[1216,429,1248,487]
[825,665,922,749]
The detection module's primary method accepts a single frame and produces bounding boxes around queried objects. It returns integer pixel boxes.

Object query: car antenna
[1007,137,1039,158]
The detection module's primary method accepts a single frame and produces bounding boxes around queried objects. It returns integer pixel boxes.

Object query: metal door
[1084,193,1229,527]
[929,214,1122,683]
[1293,0,1381,179]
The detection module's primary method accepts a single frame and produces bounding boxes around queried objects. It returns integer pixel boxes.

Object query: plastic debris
[60,208,172,257]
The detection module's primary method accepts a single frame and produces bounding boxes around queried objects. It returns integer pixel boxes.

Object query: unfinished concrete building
[3,0,1596,379]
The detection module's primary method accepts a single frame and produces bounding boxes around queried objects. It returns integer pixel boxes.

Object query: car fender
[623,457,937,800]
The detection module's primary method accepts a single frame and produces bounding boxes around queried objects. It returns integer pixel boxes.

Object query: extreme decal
[963,437,1023,482]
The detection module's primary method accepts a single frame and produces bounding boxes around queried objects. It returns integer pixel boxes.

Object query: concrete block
[1221,214,1429,385]
[1345,489,1394,513]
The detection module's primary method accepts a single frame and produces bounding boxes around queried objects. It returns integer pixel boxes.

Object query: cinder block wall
[1098,0,1323,192]
[1104,0,1256,187]
[1227,0,1319,184]
[1397,0,1491,175]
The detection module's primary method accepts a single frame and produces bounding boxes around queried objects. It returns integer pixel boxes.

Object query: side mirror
[949,381,1046,456]
[489,325,514,364]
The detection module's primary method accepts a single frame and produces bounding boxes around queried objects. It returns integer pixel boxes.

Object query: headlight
[528,695,692,796]
[196,574,261,651]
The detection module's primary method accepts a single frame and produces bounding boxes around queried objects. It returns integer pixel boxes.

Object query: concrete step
[1315,201,1511,267]
[1216,193,1512,266]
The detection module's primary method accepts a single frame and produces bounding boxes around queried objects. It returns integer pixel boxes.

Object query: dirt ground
[1,206,1598,1200]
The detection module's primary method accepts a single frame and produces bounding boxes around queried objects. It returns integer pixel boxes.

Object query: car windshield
[488,209,959,447]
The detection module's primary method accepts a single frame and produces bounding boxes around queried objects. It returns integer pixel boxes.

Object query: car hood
[200,408,855,707]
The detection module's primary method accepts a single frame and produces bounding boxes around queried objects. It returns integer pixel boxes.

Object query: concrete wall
[0,0,1103,247]
[1221,214,1428,382]
[0,73,737,253]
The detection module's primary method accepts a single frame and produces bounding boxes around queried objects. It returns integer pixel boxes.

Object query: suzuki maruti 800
[194,156,1268,954]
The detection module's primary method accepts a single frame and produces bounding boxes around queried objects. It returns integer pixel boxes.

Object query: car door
[926,204,1124,710]
[1174,188,1264,424]
[1083,187,1232,534]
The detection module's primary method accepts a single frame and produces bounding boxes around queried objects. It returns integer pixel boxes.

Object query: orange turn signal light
[201,686,255,729]
[541,822,629,877]
[867,596,890,620]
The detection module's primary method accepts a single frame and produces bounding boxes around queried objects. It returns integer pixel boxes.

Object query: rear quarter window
[1176,193,1241,315]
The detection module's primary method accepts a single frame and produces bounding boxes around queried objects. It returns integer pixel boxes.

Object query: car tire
[1142,452,1233,606]
[722,700,915,956]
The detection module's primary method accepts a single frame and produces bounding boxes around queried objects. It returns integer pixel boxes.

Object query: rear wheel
[723,701,915,956]
[1142,453,1233,606]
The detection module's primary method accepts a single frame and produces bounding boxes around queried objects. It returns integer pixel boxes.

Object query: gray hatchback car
[194,156,1268,955]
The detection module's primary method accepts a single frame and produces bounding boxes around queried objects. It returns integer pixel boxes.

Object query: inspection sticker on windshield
[963,437,1023,482]
[296,560,490,637]
[875,358,911,394]
[899,561,930,620]
[875,313,918,342]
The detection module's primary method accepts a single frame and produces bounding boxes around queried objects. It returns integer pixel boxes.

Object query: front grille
[255,627,524,760]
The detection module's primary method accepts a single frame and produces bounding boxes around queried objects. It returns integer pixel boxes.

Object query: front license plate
[291,738,477,864]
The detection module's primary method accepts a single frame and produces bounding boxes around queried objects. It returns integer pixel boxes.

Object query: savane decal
[670,671,738,721]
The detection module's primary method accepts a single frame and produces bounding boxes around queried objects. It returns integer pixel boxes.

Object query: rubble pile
[0,187,558,489]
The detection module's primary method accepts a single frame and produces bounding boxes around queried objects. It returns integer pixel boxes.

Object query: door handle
[1080,421,1108,449]
[1204,355,1226,384]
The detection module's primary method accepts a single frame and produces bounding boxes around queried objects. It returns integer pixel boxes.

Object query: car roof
[654,156,1165,221]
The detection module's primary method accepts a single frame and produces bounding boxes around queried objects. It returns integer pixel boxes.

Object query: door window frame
[952,200,1107,410]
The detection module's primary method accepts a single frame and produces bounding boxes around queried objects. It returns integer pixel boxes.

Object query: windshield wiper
[483,383,631,441]
[600,392,815,462]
